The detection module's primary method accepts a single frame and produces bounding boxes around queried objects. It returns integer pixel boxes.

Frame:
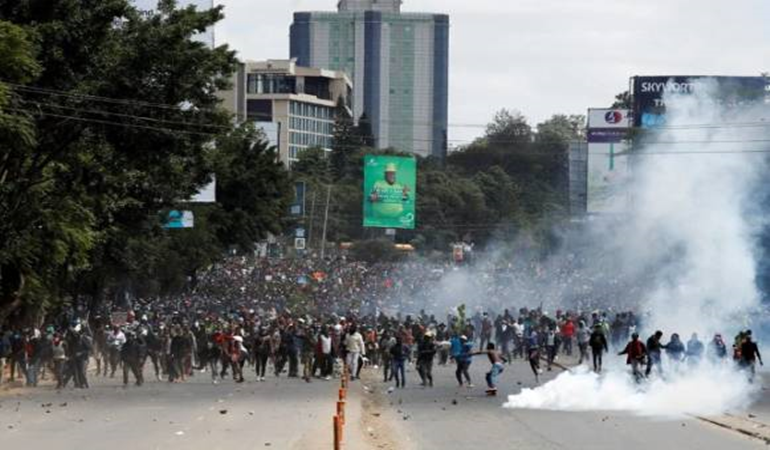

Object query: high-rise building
[290,0,449,159]
[219,59,353,167]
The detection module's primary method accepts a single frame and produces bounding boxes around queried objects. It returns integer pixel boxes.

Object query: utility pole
[320,184,332,259]
[307,189,317,250]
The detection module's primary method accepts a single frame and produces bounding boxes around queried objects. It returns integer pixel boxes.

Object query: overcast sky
[209,0,770,144]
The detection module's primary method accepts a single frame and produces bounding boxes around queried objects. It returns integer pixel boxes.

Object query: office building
[290,0,449,159]
[219,59,353,166]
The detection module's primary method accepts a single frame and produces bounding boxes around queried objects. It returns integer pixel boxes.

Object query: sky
[199,0,770,144]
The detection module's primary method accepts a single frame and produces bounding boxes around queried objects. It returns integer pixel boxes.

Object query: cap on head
[385,163,397,172]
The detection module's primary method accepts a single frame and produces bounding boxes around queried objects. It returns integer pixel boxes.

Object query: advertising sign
[164,210,194,229]
[587,109,631,214]
[631,76,770,128]
[587,109,631,143]
[363,155,416,229]
[289,181,306,216]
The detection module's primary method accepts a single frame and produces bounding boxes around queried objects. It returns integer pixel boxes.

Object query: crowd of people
[0,256,765,393]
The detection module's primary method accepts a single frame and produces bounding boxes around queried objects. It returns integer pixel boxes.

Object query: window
[246,74,295,94]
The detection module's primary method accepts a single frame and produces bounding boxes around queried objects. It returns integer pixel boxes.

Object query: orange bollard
[333,415,342,450]
[339,388,346,401]
[337,400,346,425]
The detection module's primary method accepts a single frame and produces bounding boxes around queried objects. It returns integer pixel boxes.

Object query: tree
[330,99,357,180]
[536,114,586,145]
[212,124,292,252]
[485,109,532,146]
[0,1,240,325]
[611,91,632,109]
[356,113,375,148]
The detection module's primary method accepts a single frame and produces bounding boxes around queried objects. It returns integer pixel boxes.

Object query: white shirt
[321,335,332,354]
[345,332,365,355]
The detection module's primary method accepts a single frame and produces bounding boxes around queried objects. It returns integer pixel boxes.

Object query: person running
[576,321,590,365]
[121,331,146,387]
[618,332,647,382]
[645,330,666,377]
[685,333,704,366]
[416,334,437,387]
[545,327,557,371]
[740,331,763,383]
[390,336,409,389]
[589,324,608,373]
[666,333,685,367]
[474,342,507,395]
[708,333,728,362]
[380,331,396,382]
[527,329,542,384]
[455,335,474,388]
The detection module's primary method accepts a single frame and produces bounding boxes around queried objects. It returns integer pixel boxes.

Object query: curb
[695,414,770,444]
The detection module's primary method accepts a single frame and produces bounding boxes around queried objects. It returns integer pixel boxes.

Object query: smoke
[625,82,767,335]
[504,82,770,417]
[504,364,758,418]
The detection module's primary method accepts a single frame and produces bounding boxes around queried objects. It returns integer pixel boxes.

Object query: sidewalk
[697,372,770,443]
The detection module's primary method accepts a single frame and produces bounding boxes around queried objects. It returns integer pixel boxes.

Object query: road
[0,370,340,450]
[358,358,766,450]
[0,359,765,450]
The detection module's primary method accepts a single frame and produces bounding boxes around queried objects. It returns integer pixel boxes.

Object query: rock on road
[0,359,766,450]
[359,359,766,450]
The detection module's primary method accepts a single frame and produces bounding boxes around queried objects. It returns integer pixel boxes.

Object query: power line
[10,104,770,156]
[6,82,224,115]
[16,98,232,132]
[7,107,220,138]
[8,80,770,132]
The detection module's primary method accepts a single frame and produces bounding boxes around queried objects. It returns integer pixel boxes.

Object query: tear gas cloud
[503,82,770,417]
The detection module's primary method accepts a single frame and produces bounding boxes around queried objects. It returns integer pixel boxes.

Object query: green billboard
[363,155,416,229]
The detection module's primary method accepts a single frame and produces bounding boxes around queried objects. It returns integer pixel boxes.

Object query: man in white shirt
[344,326,365,380]
[320,328,333,380]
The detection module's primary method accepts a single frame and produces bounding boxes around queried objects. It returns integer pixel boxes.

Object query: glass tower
[290,1,448,159]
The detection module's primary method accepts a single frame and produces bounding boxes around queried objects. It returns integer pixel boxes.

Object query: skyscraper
[290,0,449,159]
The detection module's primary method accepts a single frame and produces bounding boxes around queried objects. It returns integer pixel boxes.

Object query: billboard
[587,109,631,214]
[631,76,770,128]
[363,155,416,229]
[289,181,306,216]
[164,210,194,229]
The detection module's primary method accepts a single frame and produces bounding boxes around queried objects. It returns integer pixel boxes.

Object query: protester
[589,325,608,373]
[619,333,647,382]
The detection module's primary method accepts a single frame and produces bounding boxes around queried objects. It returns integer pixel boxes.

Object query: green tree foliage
[536,114,586,145]
[330,99,357,180]
[212,124,292,252]
[356,113,375,148]
[611,91,632,109]
[0,2,291,325]
[485,109,532,146]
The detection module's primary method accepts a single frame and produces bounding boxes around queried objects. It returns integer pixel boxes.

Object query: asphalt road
[0,369,339,450]
[0,359,765,450]
[360,358,766,450]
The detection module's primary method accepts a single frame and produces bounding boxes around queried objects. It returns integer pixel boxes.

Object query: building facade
[219,59,352,166]
[290,0,449,159]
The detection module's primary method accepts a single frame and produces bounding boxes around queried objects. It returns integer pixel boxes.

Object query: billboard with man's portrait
[363,155,416,229]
